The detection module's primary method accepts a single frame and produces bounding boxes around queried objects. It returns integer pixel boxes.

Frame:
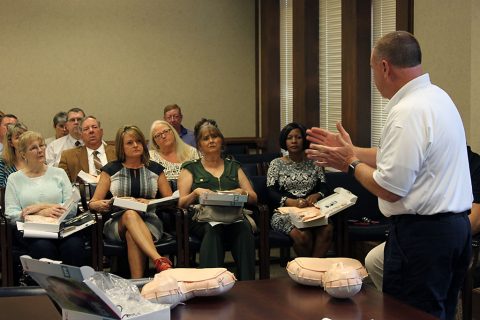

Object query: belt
[391,210,469,223]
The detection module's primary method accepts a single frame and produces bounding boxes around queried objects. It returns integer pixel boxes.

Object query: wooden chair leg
[279,247,290,267]
[258,204,270,279]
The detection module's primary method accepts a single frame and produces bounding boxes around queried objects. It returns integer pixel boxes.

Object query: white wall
[0,0,256,141]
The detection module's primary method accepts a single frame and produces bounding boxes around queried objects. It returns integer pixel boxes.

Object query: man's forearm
[353,147,377,168]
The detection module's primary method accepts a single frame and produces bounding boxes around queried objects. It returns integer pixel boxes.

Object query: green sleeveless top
[181,158,241,192]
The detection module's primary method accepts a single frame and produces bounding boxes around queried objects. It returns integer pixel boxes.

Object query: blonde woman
[5,131,85,266]
[150,120,199,189]
[0,122,28,187]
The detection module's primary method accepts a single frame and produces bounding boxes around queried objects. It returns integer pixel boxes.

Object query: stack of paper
[113,190,179,212]
[199,191,247,207]
[22,188,82,237]
[77,170,100,184]
[19,212,96,239]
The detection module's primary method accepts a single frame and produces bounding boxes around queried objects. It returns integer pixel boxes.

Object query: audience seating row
[0,183,271,285]
[0,153,391,286]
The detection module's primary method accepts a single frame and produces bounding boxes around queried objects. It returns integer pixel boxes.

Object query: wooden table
[0,277,437,320]
[171,277,437,320]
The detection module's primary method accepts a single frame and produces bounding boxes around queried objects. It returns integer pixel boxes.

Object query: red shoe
[154,257,172,273]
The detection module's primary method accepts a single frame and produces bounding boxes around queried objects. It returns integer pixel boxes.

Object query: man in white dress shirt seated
[46,107,85,166]
[59,115,116,183]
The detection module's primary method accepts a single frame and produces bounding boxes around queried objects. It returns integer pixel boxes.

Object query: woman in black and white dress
[267,122,333,257]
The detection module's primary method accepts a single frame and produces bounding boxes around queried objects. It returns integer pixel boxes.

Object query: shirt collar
[384,73,431,114]
[179,125,188,137]
[67,134,82,145]
[86,143,106,156]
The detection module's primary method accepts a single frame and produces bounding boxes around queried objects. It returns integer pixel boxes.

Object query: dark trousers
[24,233,87,267]
[383,212,471,320]
[191,220,256,281]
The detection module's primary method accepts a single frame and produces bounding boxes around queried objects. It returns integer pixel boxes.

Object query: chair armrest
[76,182,89,213]
[156,206,185,267]
[173,207,185,266]
[90,210,106,271]
[1,214,16,286]
[471,234,480,270]
[0,214,12,286]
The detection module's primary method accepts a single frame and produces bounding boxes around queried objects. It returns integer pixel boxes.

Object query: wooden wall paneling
[260,0,281,153]
[341,0,371,147]
[396,0,414,33]
[292,0,319,129]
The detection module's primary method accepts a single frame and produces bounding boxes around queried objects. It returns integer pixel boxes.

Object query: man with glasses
[46,107,85,166]
[59,116,116,182]
[163,104,195,147]
[0,113,18,155]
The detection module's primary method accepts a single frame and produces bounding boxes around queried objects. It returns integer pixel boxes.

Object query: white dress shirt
[373,74,472,216]
[86,144,108,176]
[46,134,83,167]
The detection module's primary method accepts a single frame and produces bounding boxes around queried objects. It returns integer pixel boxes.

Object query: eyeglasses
[5,122,21,129]
[68,117,83,123]
[153,128,172,139]
[166,115,181,121]
[27,144,46,153]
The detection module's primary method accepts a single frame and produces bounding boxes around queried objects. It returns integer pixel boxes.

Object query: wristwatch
[348,160,362,176]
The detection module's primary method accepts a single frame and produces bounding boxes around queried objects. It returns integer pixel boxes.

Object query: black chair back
[233,153,282,177]
[326,171,389,256]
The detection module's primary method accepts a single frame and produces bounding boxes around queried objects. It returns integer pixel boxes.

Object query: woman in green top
[178,118,257,280]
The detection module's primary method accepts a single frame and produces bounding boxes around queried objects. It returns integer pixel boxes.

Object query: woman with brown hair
[177,118,257,280]
[89,125,173,278]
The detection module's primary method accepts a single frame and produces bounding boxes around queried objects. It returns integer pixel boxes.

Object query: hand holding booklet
[113,190,179,212]
[277,187,357,229]
[20,188,96,238]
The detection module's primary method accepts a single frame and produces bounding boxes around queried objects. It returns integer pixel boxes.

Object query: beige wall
[472,1,480,150]
[415,0,480,151]
[0,0,256,141]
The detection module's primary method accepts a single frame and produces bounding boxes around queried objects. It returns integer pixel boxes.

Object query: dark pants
[191,220,256,281]
[383,212,471,320]
[24,233,87,267]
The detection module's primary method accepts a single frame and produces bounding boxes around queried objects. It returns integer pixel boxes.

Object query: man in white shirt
[59,116,116,182]
[306,31,471,320]
[46,107,85,166]
[0,114,18,155]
